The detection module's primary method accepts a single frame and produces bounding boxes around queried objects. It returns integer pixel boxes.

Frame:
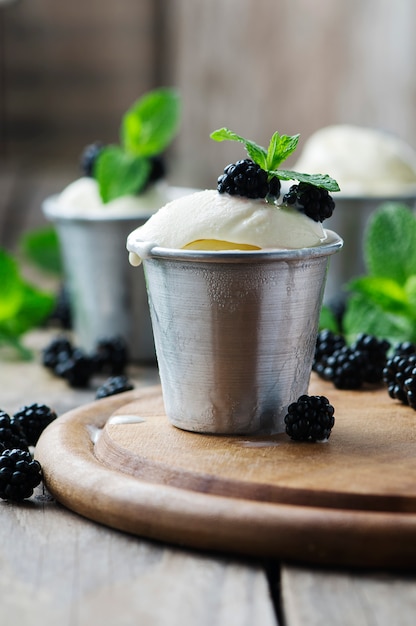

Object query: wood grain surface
[35,375,416,569]
[0,485,278,626]
[281,565,416,626]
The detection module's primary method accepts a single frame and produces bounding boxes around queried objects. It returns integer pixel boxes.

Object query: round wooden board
[36,375,416,569]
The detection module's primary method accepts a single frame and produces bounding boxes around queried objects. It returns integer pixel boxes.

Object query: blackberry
[80,141,104,177]
[0,411,28,453]
[283,182,335,222]
[54,348,95,388]
[42,336,74,371]
[96,375,134,400]
[313,329,346,366]
[0,449,42,501]
[217,159,270,199]
[383,354,416,408]
[392,341,416,357]
[404,376,416,409]
[350,333,390,384]
[12,403,57,446]
[48,284,72,330]
[92,336,129,376]
[284,395,335,442]
[317,345,366,389]
[313,331,390,389]
[267,174,281,200]
[146,155,166,185]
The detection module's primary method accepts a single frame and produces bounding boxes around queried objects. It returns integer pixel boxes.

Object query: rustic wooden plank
[17,168,76,236]
[0,486,279,626]
[0,167,75,250]
[0,329,279,626]
[0,162,19,244]
[281,565,416,626]
[4,0,158,161]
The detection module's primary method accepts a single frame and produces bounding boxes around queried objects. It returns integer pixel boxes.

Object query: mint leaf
[210,128,268,168]
[341,203,416,346]
[405,275,416,311]
[273,169,340,192]
[343,293,415,344]
[0,329,33,360]
[210,127,339,192]
[122,87,181,157]
[4,282,54,336]
[364,203,416,284]
[319,305,341,333]
[266,132,299,170]
[94,88,181,202]
[20,226,62,275]
[0,247,55,359]
[95,146,151,203]
[347,275,413,318]
[0,249,23,321]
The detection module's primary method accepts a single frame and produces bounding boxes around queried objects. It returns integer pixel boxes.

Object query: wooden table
[2,167,416,625]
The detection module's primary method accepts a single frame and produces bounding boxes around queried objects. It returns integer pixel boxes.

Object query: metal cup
[132,231,342,434]
[43,196,155,362]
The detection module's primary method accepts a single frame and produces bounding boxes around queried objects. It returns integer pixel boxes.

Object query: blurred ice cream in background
[294,125,416,302]
[294,125,416,197]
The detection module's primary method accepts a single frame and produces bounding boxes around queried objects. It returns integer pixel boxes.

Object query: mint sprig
[0,248,55,359]
[95,88,181,203]
[341,203,416,343]
[20,226,62,275]
[210,127,340,193]
[95,147,151,204]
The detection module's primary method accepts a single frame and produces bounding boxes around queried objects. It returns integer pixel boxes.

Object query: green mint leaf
[0,329,33,360]
[364,203,416,284]
[319,305,341,333]
[266,132,299,171]
[0,249,24,321]
[210,128,268,169]
[347,276,412,318]
[211,128,339,192]
[121,87,181,157]
[0,248,55,359]
[273,169,340,192]
[95,145,151,203]
[405,275,416,311]
[343,293,415,344]
[20,226,62,276]
[4,282,54,336]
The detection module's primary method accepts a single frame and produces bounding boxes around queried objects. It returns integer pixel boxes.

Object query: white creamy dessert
[55,177,171,219]
[294,125,416,197]
[127,189,327,266]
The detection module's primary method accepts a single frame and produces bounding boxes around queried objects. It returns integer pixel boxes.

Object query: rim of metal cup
[135,230,343,264]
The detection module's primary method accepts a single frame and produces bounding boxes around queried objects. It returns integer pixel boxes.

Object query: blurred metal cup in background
[131,232,343,434]
[43,196,155,362]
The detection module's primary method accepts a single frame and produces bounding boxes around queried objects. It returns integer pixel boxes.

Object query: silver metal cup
[43,196,155,362]
[133,231,342,434]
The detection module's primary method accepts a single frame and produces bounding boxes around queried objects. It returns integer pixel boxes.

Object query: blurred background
[2,0,416,190]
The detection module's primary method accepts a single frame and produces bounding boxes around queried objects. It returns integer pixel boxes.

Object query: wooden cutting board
[36,374,416,569]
